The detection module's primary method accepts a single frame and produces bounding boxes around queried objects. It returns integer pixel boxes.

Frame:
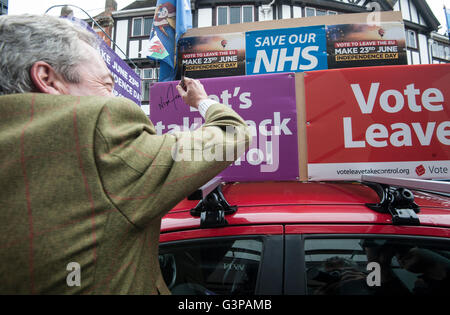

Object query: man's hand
[176,77,209,109]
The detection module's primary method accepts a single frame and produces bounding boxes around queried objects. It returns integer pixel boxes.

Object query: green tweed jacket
[0,93,250,294]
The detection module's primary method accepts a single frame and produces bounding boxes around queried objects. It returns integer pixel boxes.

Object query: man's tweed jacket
[0,93,250,294]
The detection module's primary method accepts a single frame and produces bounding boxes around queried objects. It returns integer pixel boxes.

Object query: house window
[306,7,337,17]
[217,6,254,25]
[132,17,153,37]
[142,81,151,102]
[143,69,155,79]
[217,7,228,25]
[432,43,448,61]
[305,7,315,17]
[406,30,417,49]
[316,9,326,16]
[230,7,241,24]
[243,6,253,22]
[140,68,158,102]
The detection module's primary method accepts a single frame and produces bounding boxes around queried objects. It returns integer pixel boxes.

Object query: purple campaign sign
[98,43,141,105]
[150,73,299,182]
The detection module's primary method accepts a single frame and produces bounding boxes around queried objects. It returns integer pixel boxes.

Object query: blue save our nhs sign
[245,25,328,75]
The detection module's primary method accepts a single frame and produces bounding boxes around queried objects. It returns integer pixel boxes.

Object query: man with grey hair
[0,15,250,294]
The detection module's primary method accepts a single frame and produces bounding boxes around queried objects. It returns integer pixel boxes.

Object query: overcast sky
[8,0,450,34]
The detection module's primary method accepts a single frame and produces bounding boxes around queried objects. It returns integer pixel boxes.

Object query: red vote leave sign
[305,64,450,180]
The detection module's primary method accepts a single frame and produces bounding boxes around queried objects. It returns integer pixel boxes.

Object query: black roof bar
[188,177,223,201]
[361,175,450,194]
[362,175,425,226]
[189,177,237,229]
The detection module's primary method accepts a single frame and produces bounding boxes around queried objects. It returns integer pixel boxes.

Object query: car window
[159,238,263,295]
[304,237,450,295]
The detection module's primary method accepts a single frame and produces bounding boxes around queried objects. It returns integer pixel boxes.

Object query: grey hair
[0,14,99,95]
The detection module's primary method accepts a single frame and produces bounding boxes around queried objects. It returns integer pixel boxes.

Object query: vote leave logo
[415,164,426,176]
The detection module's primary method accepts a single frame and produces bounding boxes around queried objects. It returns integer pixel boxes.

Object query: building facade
[392,0,449,64]
[0,0,8,15]
[112,0,157,107]
[111,0,449,105]
[430,31,450,64]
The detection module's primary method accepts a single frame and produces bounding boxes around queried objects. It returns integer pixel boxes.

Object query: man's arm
[94,86,250,228]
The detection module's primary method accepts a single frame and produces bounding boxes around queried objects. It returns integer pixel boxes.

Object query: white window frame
[217,6,228,25]
[242,5,254,23]
[229,6,242,24]
[131,17,153,37]
[305,7,335,17]
[132,17,143,37]
[216,5,254,25]
[432,42,439,57]
[305,6,316,17]
[406,29,417,49]
[141,80,150,102]
[316,9,327,16]
[142,68,156,79]
[140,68,158,102]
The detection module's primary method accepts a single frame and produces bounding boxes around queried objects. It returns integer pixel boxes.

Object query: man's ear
[30,61,69,95]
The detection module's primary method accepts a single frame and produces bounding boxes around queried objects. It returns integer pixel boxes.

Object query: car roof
[161,181,450,232]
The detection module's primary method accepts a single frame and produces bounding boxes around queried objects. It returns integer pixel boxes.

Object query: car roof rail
[361,175,428,226]
[362,176,450,226]
[361,175,450,194]
[189,177,237,228]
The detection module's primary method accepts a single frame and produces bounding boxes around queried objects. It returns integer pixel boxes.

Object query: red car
[159,176,450,295]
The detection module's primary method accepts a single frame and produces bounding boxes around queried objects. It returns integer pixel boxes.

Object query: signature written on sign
[158,84,182,110]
